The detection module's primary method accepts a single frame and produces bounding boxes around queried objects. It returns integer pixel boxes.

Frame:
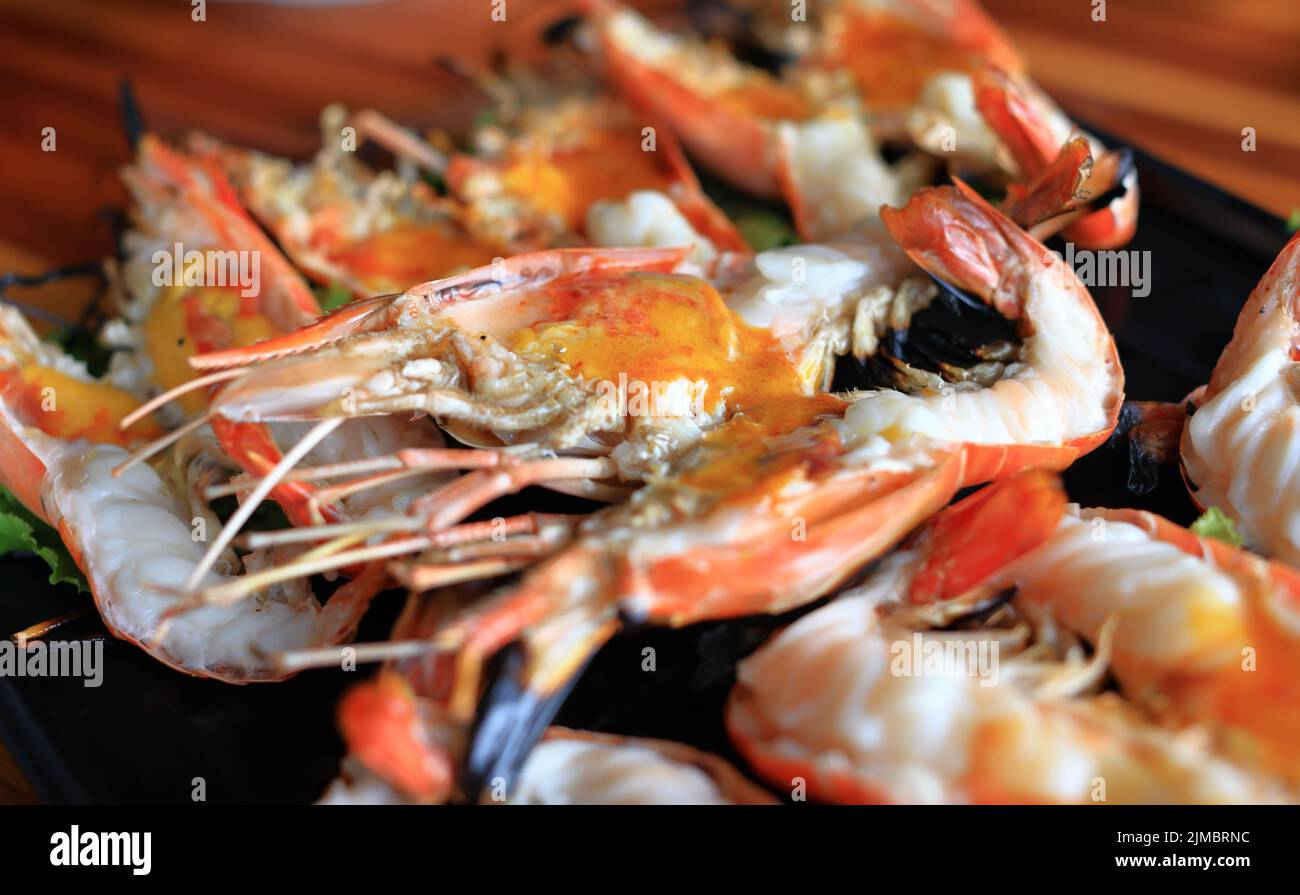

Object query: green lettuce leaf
[735,212,798,252]
[43,327,114,377]
[698,171,798,252]
[314,281,354,311]
[0,487,88,592]
[1190,506,1245,548]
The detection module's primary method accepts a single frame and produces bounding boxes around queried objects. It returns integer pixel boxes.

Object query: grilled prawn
[725,471,1289,803]
[0,305,389,682]
[584,0,1137,247]
[160,238,907,603]
[583,0,907,241]
[728,573,1285,804]
[997,504,1300,789]
[816,470,1300,793]
[195,108,500,298]
[107,134,450,543]
[0,135,449,680]
[310,179,1122,800]
[106,135,447,531]
[752,0,1138,246]
[1181,231,1300,566]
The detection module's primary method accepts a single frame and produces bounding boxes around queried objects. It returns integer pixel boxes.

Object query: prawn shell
[1088,505,1300,609]
[584,0,784,199]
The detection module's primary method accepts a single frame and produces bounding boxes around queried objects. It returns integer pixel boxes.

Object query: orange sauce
[508,272,799,410]
[498,127,675,232]
[677,398,845,495]
[825,12,986,111]
[143,284,279,415]
[330,223,499,294]
[4,276,282,447]
[0,366,164,446]
[1201,599,1300,777]
[714,79,814,122]
[507,270,846,492]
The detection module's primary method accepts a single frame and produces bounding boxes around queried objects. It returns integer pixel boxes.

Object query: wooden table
[0,0,1297,803]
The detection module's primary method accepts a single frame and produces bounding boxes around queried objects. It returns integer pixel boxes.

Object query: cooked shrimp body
[100,134,449,535]
[195,111,499,298]
[105,135,319,422]
[765,0,1137,246]
[155,244,875,616]
[727,588,1287,804]
[1182,232,1300,566]
[838,180,1121,459]
[0,134,439,675]
[0,306,386,682]
[994,505,1300,786]
[582,1,905,241]
[853,470,1300,792]
[49,445,381,681]
[190,245,858,483]
[316,180,1122,800]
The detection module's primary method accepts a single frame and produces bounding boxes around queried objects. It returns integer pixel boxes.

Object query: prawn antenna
[119,78,147,151]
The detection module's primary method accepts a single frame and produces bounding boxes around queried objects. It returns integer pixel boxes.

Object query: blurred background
[0,0,1297,269]
[0,0,1297,802]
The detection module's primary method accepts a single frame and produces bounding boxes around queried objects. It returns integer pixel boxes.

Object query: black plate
[0,134,1291,804]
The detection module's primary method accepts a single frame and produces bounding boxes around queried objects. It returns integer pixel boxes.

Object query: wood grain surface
[0,0,1297,803]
